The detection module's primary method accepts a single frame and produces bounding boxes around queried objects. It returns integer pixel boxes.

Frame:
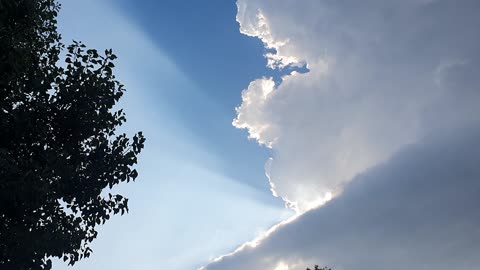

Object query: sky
[54,1,291,270]
[54,1,480,270]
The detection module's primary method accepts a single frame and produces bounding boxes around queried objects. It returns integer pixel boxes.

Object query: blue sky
[54,1,291,269]
[54,1,480,270]
[110,0,275,192]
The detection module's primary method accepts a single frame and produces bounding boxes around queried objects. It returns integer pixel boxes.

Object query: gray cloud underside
[206,125,480,270]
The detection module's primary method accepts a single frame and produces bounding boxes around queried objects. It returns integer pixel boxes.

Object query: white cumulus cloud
[209,0,480,269]
[232,0,480,213]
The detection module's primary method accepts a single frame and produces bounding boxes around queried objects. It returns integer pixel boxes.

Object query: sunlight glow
[200,191,336,269]
[274,262,290,270]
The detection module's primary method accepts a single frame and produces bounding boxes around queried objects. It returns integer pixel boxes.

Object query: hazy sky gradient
[54,1,291,269]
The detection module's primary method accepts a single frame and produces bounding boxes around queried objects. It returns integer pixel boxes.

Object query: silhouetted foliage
[307,266,331,270]
[0,0,145,269]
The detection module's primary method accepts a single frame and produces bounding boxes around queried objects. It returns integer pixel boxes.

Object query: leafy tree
[0,0,145,269]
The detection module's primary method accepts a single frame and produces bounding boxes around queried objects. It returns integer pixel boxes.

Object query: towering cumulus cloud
[233,0,480,212]
[205,0,480,269]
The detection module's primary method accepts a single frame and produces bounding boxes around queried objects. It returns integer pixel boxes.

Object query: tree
[307,266,331,270]
[0,0,146,269]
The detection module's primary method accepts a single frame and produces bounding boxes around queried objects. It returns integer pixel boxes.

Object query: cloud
[206,125,480,270]
[210,0,480,269]
[232,0,480,212]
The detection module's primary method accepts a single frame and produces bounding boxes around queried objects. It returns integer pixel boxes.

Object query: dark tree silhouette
[0,0,145,269]
[307,266,331,270]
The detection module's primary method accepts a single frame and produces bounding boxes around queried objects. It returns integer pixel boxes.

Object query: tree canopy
[0,0,145,269]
